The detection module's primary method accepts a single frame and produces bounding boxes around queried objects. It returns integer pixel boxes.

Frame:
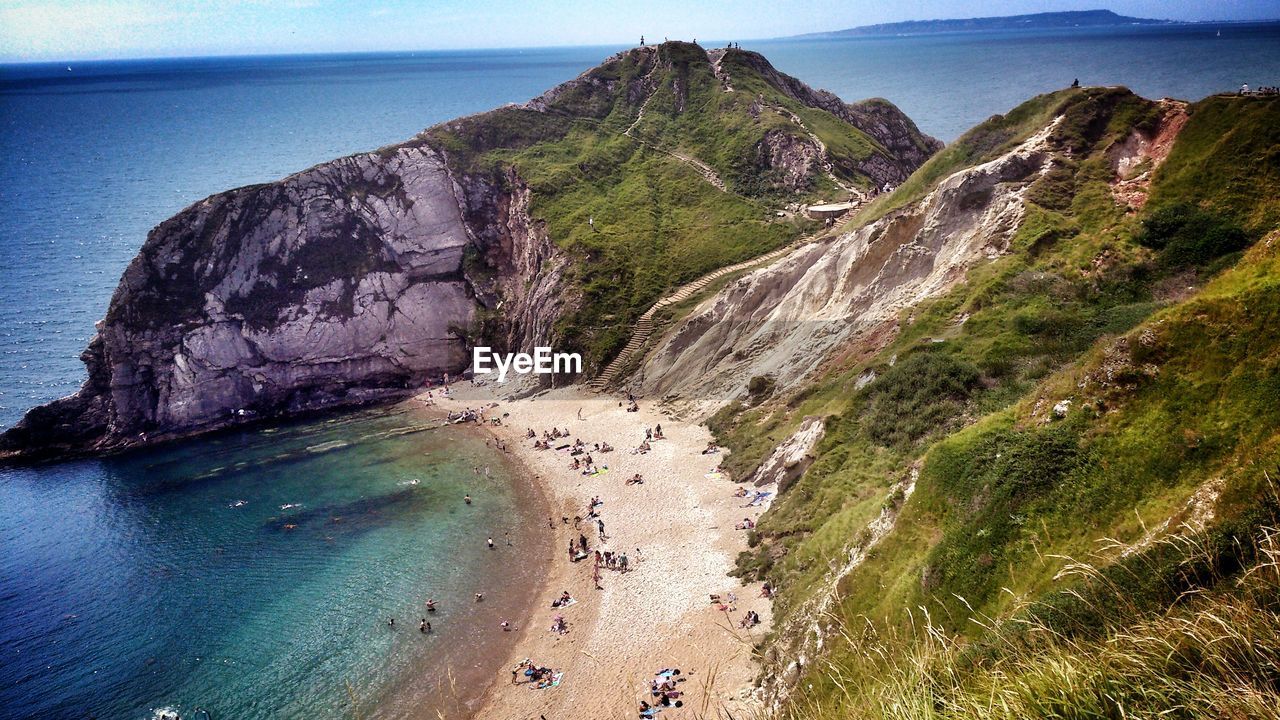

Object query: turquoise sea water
[1,23,1278,720]
[1,407,545,719]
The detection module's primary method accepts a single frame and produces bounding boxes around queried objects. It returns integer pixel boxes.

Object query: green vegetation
[790,514,1280,720]
[1136,202,1250,268]
[1148,94,1280,232]
[423,43,936,368]
[706,89,1280,717]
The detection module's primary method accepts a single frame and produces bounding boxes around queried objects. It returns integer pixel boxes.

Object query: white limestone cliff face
[637,120,1061,417]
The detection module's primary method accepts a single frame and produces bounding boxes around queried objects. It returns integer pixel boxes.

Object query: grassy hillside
[423,43,938,369]
[711,91,1280,717]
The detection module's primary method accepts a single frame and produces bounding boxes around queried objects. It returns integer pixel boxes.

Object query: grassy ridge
[710,91,1280,715]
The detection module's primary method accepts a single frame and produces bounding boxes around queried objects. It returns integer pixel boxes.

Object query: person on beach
[475,592,485,602]
[654,424,663,439]
[597,518,607,540]
[487,536,495,549]
[551,615,568,634]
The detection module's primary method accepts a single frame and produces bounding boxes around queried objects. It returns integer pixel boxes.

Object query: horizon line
[3,16,1278,67]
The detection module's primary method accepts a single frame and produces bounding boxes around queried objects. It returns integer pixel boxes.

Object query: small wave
[229,500,247,508]
[306,440,350,454]
[148,707,180,720]
[397,479,420,487]
[280,503,302,510]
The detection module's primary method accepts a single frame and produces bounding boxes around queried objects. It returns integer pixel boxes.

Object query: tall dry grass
[781,521,1280,720]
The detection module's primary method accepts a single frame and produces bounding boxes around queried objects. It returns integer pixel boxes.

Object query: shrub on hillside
[1137,203,1250,269]
[861,351,981,447]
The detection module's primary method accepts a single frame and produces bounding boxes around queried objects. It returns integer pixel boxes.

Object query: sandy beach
[422,383,772,720]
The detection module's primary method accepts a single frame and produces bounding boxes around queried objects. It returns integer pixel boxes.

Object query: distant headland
[786,9,1178,39]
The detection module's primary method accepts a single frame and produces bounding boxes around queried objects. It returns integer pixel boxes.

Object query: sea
[1,21,1277,720]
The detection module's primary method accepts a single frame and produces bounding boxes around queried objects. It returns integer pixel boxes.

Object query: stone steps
[587,236,813,392]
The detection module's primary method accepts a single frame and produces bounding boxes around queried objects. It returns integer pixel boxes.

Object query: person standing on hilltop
[640,35,644,46]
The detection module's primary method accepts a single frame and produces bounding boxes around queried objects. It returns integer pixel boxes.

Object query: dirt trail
[621,50,728,192]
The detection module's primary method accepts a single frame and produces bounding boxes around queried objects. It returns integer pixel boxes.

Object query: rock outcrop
[720,49,942,184]
[749,416,826,490]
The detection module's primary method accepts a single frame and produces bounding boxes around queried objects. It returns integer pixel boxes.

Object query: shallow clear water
[0,407,542,719]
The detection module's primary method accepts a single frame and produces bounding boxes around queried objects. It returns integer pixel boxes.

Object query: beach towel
[704,471,725,480]
[530,670,563,689]
[640,708,663,718]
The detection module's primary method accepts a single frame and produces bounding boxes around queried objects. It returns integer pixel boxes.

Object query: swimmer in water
[464,494,472,504]
[420,618,431,633]
[475,592,485,602]
[426,598,436,612]
[487,536,495,549]
[388,617,395,627]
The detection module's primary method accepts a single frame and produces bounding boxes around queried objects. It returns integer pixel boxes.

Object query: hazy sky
[1,0,1276,62]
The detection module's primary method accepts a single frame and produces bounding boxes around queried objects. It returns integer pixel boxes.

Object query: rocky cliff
[1,143,555,456]
[1,42,939,459]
